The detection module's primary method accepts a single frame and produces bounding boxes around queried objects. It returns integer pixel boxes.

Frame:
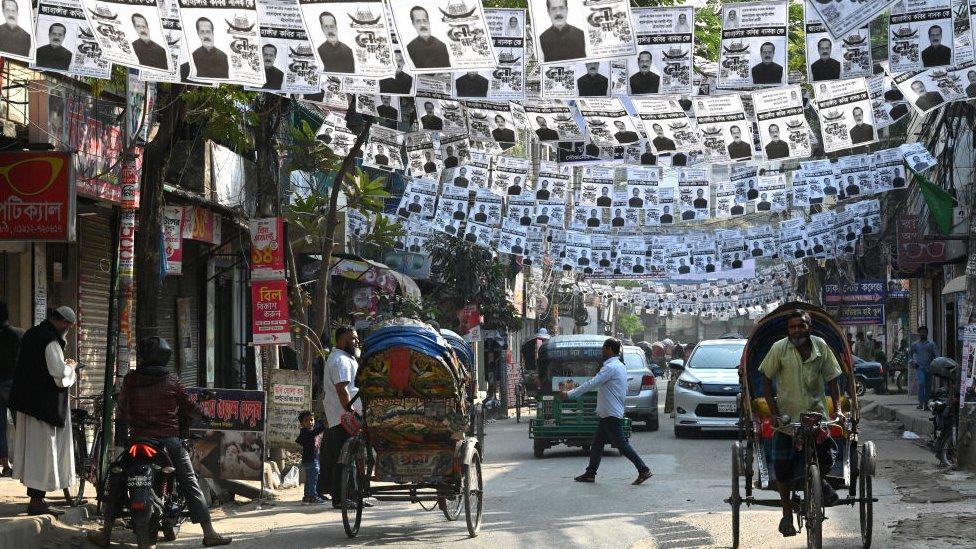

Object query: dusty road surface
[51,406,976,549]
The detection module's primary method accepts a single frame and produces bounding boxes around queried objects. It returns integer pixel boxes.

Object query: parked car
[672,338,747,437]
[853,355,886,396]
[622,345,659,430]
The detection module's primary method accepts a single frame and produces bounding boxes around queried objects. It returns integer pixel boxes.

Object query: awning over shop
[329,254,420,300]
[942,275,968,295]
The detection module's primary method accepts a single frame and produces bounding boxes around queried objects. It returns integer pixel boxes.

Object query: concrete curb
[0,505,90,549]
[862,397,934,437]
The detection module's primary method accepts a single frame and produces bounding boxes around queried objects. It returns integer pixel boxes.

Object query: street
[39,405,974,549]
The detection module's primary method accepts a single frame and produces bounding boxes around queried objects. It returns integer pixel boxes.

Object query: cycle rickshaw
[729,302,877,549]
[338,319,483,538]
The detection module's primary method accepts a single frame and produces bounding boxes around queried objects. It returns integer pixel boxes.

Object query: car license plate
[717,402,737,413]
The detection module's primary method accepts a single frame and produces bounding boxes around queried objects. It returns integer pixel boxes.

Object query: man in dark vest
[7,306,78,515]
[0,301,23,477]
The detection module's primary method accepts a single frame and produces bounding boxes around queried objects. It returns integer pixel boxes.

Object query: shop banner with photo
[187,388,265,481]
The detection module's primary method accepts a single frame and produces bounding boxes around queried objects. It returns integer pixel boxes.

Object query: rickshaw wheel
[730,442,742,549]
[439,493,463,521]
[464,450,484,537]
[859,444,874,548]
[805,463,823,549]
[340,443,364,538]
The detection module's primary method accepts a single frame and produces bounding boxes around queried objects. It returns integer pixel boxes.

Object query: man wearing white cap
[7,306,79,515]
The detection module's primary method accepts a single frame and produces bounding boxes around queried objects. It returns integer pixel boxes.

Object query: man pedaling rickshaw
[759,309,844,538]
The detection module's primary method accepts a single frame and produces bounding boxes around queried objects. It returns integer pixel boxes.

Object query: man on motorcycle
[87,337,232,547]
[760,310,844,538]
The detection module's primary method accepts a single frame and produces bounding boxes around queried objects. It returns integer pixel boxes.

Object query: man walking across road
[558,338,652,485]
[7,306,78,515]
[0,302,23,477]
[910,325,940,410]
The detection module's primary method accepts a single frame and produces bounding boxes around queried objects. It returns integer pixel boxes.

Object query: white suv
[672,338,747,438]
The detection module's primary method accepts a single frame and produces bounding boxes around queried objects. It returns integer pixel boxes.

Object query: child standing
[296,411,328,505]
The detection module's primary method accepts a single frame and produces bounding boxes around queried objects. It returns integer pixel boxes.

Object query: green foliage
[426,232,523,333]
[617,312,644,340]
[365,213,405,250]
[374,292,439,324]
[287,119,340,176]
[183,85,259,151]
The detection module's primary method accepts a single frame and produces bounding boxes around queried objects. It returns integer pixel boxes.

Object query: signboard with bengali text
[0,152,75,241]
[822,279,886,325]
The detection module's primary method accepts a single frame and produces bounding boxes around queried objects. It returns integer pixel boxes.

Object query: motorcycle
[927,357,960,468]
[103,437,196,548]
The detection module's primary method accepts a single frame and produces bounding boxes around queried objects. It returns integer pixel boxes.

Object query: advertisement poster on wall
[961,324,976,406]
[267,369,312,450]
[187,388,265,481]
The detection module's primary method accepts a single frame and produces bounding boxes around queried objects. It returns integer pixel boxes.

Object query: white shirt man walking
[7,306,79,515]
[558,338,652,485]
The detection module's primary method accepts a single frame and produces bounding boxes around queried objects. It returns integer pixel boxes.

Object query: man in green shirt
[760,309,843,537]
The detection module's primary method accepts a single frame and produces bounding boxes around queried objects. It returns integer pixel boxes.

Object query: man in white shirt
[319,325,367,509]
[558,338,652,485]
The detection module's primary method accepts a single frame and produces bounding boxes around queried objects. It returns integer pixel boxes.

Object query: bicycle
[63,393,105,508]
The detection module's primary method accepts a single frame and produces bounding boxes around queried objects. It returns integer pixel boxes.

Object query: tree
[425,233,522,333]
[617,312,644,341]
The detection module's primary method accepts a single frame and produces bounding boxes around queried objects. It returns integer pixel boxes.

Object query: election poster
[952,0,974,64]
[836,153,872,199]
[756,174,787,213]
[387,0,496,72]
[625,165,660,208]
[717,0,788,89]
[889,0,954,73]
[405,131,439,178]
[579,165,615,206]
[80,0,169,71]
[536,160,571,200]
[498,219,528,255]
[885,60,968,114]
[396,178,438,220]
[363,125,405,172]
[470,188,503,227]
[0,0,34,62]
[628,6,694,96]
[296,75,347,108]
[633,97,701,154]
[463,220,497,248]
[34,0,112,78]
[693,94,754,163]
[493,156,531,196]
[809,0,898,40]
[577,98,641,147]
[251,0,320,94]
[541,60,612,99]
[867,73,912,130]
[674,168,710,221]
[714,181,738,218]
[178,0,264,86]
[804,1,872,82]
[453,8,525,100]
[439,132,470,169]
[136,0,197,84]
[415,92,467,134]
[874,147,909,191]
[163,205,184,275]
[527,0,636,64]
[504,191,532,226]
[187,388,265,481]
[752,85,812,162]
[341,47,414,96]
[466,100,518,150]
[297,0,394,78]
[525,101,584,142]
[534,200,565,228]
[813,77,877,152]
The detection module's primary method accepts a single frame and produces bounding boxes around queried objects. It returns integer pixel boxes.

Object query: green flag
[915,173,955,234]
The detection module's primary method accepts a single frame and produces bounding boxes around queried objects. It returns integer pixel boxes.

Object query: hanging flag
[915,172,956,233]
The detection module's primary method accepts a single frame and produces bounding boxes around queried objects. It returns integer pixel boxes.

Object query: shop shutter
[77,216,113,398]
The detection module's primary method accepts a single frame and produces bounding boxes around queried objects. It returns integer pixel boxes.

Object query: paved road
[66,406,974,549]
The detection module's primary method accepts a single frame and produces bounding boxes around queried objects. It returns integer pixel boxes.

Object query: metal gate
[77,215,113,397]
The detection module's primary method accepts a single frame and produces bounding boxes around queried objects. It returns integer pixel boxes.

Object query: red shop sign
[0,152,75,241]
[251,279,291,345]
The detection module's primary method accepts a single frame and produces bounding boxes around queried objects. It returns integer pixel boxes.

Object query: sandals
[778,515,797,537]
[574,473,595,483]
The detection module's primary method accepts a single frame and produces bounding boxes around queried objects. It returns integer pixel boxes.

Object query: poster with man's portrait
[577,98,641,147]
[805,1,872,82]
[525,100,584,141]
[414,93,467,134]
[137,0,203,85]
[387,0,496,73]
[717,0,788,89]
[250,0,320,94]
[80,0,170,71]
[541,60,612,99]
[527,0,636,64]
[628,6,693,96]
[465,100,518,151]
[34,0,111,78]
[178,0,264,86]
[752,85,812,162]
[813,77,877,152]
[363,124,404,172]
[633,96,700,154]
[0,0,34,62]
[808,0,899,40]
[298,0,395,78]
[885,60,967,114]
[889,0,954,73]
[693,94,754,164]
[453,8,525,100]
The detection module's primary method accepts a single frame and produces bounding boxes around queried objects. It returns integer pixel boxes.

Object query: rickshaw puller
[557,337,652,485]
[759,309,843,537]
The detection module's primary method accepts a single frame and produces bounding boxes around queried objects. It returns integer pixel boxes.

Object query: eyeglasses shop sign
[0,152,76,241]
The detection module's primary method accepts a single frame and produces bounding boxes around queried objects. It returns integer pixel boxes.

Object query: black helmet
[138,336,172,370]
